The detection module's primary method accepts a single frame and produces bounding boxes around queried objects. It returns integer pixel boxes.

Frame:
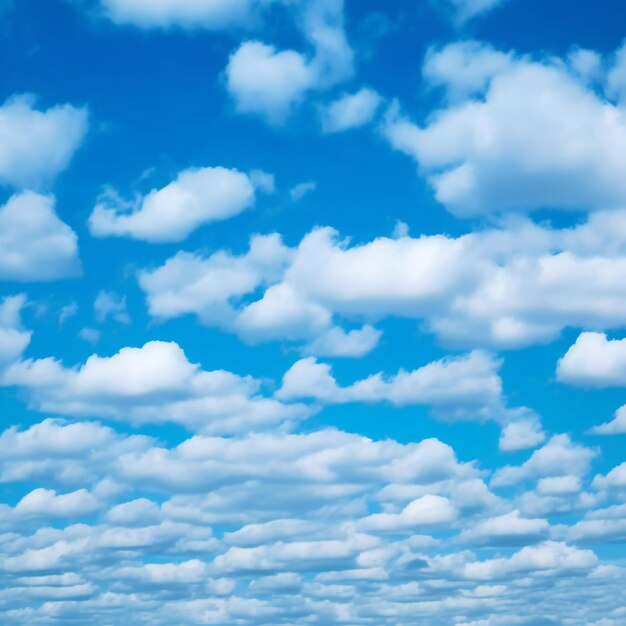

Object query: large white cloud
[0,95,87,189]
[0,192,80,281]
[277,351,529,422]
[139,211,626,351]
[385,41,626,217]
[2,340,310,434]
[89,166,256,242]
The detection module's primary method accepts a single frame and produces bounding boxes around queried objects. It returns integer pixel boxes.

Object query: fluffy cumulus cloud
[277,351,538,431]
[0,192,80,281]
[226,0,353,123]
[89,166,257,242]
[138,210,626,351]
[557,332,626,434]
[385,41,626,217]
[1,339,311,435]
[0,94,87,189]
[557,332,626,387]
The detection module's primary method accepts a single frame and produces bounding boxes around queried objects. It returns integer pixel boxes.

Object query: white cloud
[455,541,597,580]
[303,325,381,358]
[557,332,626,387]
[139,233,291,325]
[320,88,382,133]
[226,0,353,123]
[423,41,512,101]
[226,42,317,124]
[0,415,621,625]
[590,405,626,435]
[138,213,626,351]
[89,166,256,242]
[492,435,597,487]
[15,488,99,518]
[457,510,549,546]
[2,340,310,435]
[385,42,626,217]
[592,462,626,493]
[499,418,545,452]
[94,291,130,324]
[100,0,263,30]
[277,351,510,418]
[0,192,80,281]
[0,94,87,189]
[359,495,456,532]
[106,499,162,527]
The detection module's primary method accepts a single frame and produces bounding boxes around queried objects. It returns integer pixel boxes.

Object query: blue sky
[1,0,626,624]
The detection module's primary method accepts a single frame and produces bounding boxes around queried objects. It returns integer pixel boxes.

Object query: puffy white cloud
[359,495,456,532]
[499,418,545,452]
[385,41,626,217]
[0,418,152,486]
[105,499,162,527]
[0,192,80,281]
[100,0,264,29]
[226,0,353,123]
[557,332,626,387]
[15,489,99,518]
[119,428,474,497]
[320,88,382,133]
[590,405,626,435]
[2,340,311,435]
[454,541,598,580]
[592,462,626,493]
[89,166,256,242]
[137,209,626,351]
[423,41,512,101]
[139,233,291,326]
[0,95,87,189]
[492,435,597,487]
[302,324,381,358]
[457,510,549,546]
[226,42,317,124]
[277,351,530,425]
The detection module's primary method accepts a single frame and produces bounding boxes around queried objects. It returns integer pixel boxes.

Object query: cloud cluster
[385,41,626,217]
[0,415,621,625]
[138,209,626,353]
[2,339,310,435]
